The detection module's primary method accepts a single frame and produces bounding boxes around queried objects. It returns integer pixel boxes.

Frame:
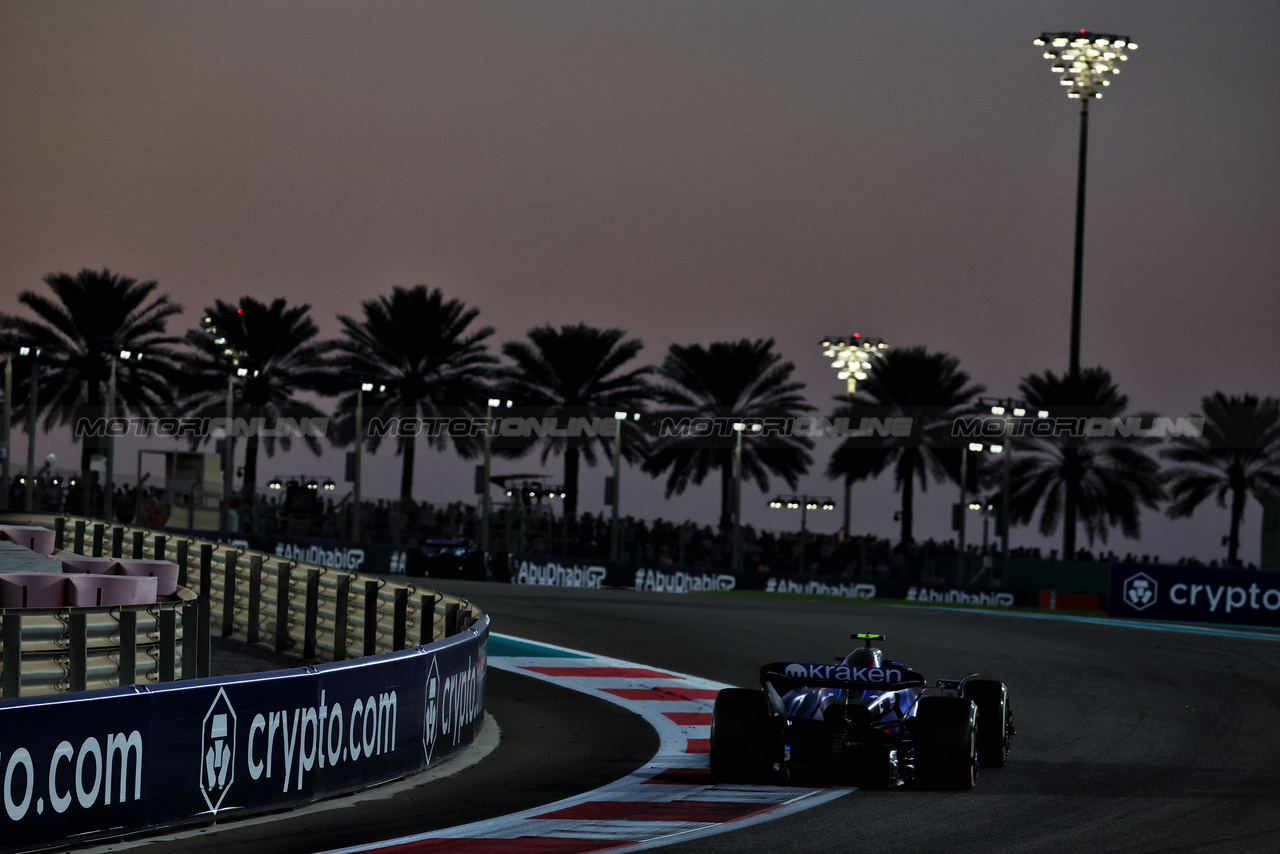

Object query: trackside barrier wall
[0,621,487,852]
[0,516,488,852]
[1109,562,1280,628]
[0,517,484,688]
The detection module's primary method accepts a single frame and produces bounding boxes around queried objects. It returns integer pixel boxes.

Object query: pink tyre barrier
[114,559,180,598]
[59,555,121,575]
[0,526,56,556]
[0,574,68,608]
[65,574,158,607]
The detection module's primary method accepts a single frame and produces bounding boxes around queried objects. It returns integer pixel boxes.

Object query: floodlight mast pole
[731,423,744,574]
[223,375,234,531]
[1,355,11,512]
[106,354,117,522]
[611,412,625,562]
[1069,94,1089,382]
[25,352,39,513]
[354,384,366,541]
[958,444,968,556]
[1035,30,1134,560]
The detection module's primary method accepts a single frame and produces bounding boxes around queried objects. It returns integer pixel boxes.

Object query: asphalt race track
[87,581,1280,854]
[424,581,1280,854]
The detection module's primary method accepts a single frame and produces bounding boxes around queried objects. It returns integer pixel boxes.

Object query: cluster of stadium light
[267,477,335,491]
[505,486,566,499]
[769,496,836,511]
[19,475,77,487]
[820,334,889,394]
[966,402,1050,455]
[201,312,256,375]
[1034,31,1135,100]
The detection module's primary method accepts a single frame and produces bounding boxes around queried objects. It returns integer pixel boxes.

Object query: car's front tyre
[963,679,1011,767]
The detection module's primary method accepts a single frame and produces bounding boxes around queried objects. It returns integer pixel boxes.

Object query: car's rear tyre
[963,679,1010,767]
[710,688,777,783]
[912,696,978,790]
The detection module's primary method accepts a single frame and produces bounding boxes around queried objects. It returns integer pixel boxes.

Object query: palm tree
[0,268,183,511]
[1162,393,1280,566]
[180,298,336,509]
[1007,367,1164,558]
[331,285,496,503]
[826,346,983,545]
[643,339,812,525]
[498,324,652,520]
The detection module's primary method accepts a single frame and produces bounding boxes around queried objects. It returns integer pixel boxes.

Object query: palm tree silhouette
[1008,367,1164,558]
[0,268,183,511]
[498,324,652,521]
[331,285,495,503]
[180,297,335,509]
[826,346,983,545]
[1162,393,1280,566]
[643,339,812,526]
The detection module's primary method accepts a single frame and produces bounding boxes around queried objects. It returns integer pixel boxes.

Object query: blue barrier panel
[0,616,487,852]
[1108,563,1280,628]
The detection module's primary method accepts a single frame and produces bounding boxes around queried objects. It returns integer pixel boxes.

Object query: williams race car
[709,633,1013,789]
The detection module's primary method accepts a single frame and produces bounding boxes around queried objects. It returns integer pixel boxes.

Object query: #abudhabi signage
[1109,563,1280,628]
[507,557,1029,606]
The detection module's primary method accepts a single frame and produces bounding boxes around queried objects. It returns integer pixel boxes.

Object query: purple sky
[3,1,1278,564]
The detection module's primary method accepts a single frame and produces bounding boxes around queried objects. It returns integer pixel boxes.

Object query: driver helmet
[846,646,882,668]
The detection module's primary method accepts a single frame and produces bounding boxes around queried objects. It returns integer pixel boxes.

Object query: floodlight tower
[820,334,889,537]
[1033,30,1136,380]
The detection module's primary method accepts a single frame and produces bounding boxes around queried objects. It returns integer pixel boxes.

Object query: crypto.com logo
[422,655,441,763]
[200,688,237,814]
[1123,572,1158,611]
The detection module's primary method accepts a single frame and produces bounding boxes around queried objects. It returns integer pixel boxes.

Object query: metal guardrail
[0,594,197,696]
[0,515,481,699]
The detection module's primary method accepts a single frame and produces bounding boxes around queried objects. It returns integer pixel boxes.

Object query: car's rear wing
[760,661,926,693]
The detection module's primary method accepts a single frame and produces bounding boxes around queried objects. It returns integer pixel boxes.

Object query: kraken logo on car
[200,688,237,814]
[1123,572,1158,611]
[784,663,809,679]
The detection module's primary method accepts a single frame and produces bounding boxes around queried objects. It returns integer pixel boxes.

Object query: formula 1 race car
[709,633,1013,789]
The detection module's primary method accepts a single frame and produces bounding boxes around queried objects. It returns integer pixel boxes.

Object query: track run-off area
[84,582,1280,854]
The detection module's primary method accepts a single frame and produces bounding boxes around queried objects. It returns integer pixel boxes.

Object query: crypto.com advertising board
[1109,563,1280,628]
[0,617,487,852]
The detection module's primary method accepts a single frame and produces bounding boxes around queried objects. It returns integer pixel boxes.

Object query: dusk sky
[2,1,1277,564]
